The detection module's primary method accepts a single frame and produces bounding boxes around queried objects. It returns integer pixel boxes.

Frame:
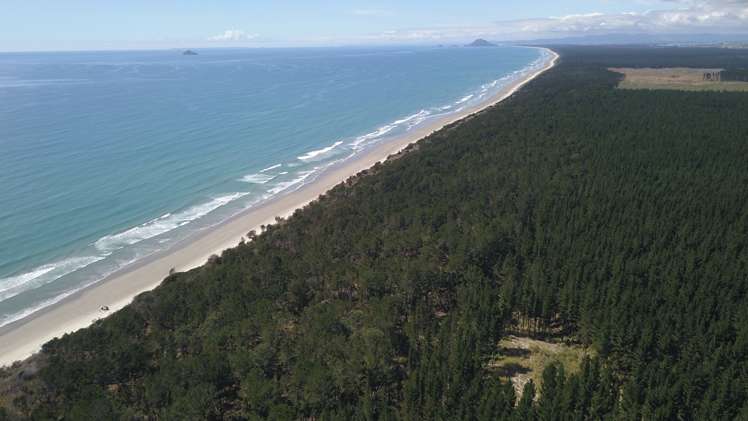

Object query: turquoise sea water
[0,46,544,327]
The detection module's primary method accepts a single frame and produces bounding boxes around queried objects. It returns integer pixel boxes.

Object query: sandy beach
[0,47,558,368]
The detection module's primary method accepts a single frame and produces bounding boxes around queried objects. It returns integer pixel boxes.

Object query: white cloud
[208,29,259,42]
[508,4,748,35]
[522,0,748,35]
[360,0,748,43]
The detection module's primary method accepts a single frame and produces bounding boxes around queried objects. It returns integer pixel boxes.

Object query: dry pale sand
[0,48,558,368]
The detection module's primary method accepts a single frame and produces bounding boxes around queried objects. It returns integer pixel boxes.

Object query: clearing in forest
[610,67,748,92]
[488,335,592,397]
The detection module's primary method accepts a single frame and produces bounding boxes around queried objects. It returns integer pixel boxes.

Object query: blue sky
[2,0,747,51]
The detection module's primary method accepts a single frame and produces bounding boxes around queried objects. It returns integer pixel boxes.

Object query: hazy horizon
[2,0,748,52]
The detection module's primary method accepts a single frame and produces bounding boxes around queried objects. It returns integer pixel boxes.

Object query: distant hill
[466,38,497,47]
[514,32,748,46]
[182,49,198,56]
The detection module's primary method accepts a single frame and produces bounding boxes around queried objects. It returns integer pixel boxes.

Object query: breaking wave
[298,141,344,161]
[0,256,105,302]
[95,192,249,253]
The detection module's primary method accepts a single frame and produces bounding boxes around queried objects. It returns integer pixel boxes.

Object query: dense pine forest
[2,46,748,420]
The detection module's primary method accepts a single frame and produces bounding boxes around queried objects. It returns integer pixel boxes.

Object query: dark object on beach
[466,39,496,47]
[183,49,198,56]
[100,305,109,311]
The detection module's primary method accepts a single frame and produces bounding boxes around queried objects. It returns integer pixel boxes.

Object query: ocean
[0,45,544,328]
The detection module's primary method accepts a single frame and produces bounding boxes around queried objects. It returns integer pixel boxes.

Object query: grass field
[611,67,748,92]
[488,335,592,398]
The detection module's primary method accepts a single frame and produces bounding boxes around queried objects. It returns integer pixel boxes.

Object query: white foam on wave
[446,62,536,112]
[2,245,155,328]
[95,192,249,253]
[349,52,550,151]
[267,170,317,195]
[0,254,139,329]
[0,267,54,294]
[0,288,81,328]
[394,109,430,126]
[403,110,431,130]
[260,164,282,173]
[0,78,90,89]
[239,173,275,184]
[350,124,396,148]
[0,256,105,302]
[349,109,433,149]
[298,141,344,161]
[456,94,474,104]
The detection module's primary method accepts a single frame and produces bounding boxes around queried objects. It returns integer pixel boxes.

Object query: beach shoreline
[0,47,558,368]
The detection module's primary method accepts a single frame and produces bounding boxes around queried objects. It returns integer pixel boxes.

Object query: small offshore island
[466,38,497,47]
[182,49,198,55]
[1,45,747,420]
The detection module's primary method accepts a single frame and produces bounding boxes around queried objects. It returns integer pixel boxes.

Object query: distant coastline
[0,47,559,367]
[0,46,542,332]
